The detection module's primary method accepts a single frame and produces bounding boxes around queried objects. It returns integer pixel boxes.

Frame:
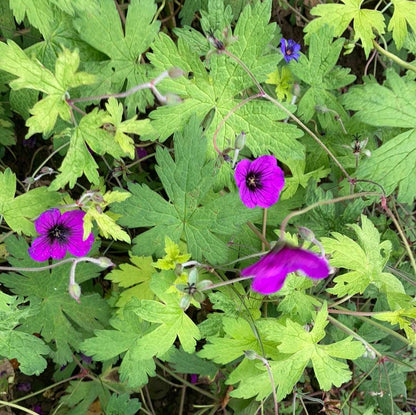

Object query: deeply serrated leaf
[389,0,416,49]
[112,116,257,263]
[148,0,304,161]
[74,0,160,115]
[306,0,385,57]
[0,236,110,365]
[322,215,404,298]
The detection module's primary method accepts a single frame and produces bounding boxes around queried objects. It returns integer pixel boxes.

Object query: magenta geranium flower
[28,209,94,262]
[280,39,301,63]
[241,244,330,294]
[235,155,285,209]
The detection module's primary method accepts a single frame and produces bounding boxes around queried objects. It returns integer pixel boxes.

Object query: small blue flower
[280,39,301,63]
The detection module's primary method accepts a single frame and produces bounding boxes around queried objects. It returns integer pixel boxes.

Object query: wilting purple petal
[280,39,301,63]
[235,155,285,209]
[28,209,94,262]
[241,244,329,294]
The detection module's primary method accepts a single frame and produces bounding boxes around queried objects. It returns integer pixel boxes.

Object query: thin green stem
[26,142,69,191]
[262,208,268,252]
[328,315,382,358]
[383,202,416,276]
[212,93,262,155]
[263,94,352,181]
[200,275,252,291]
[334,305,411,347]
[340,361,379,410]
[373,40,416,73]
[0,401,39,415]
[279,192,381,238]
[155,360,217,401]
[223,49,352,181]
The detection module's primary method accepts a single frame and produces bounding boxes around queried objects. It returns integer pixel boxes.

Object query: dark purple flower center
[47,224,71,245]
[245,171,262,191]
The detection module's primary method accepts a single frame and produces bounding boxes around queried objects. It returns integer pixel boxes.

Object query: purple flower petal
[66,232,94,257]
[28,235,53,262]
[34,208,60,234]
[241,245,329,294]
[28,209,94,262]
[235,155,284,209]
[280,38,301,63]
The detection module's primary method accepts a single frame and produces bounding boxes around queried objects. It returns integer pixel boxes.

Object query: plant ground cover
[0,0,416,414]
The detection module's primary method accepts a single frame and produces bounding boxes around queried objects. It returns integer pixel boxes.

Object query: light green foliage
[305,0,385,57]
[343,70,416,203]
[105,394,141,415]
[266,66,294,102]
[10,0,56,37]
[0,169,62,235]
[322,215,404,299]
[153,237,191,270]
[83,272,201,386]
[277,274,321,324]
[0,104,15,146]
[112,117,257,263]
[389,0,416,49]
[0,43,95,137]
[0,236,110,365]
[0,292,49,375]
[106,255,155,309]
[228,304,364,401]
[374,293,416,344]
[133,273,201,359]
[198,317,281,364]
[290,26,356,122]
[49,108,129,190]
[282,159,330,199]
[81,304,156,387]
[83,188,131,243]
[74,0,160,115]
[104,98,156,158]
[148,0,304,162]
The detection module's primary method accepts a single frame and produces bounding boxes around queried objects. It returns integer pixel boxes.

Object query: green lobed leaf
[81,304,156,388]
[74,0,160,115]
[0,293,49,375]
[106,255,155,309]
[305,0,385,57]
[0,169,63,235]
[0,43,95,138]
[322,215,404,298]
[290,26,355,122]
[229,304,365,401]
[389,0,416,49]
[148,0,305,162]
[0,236,110,365]
[112,116,257,263]
[198,317,281,365]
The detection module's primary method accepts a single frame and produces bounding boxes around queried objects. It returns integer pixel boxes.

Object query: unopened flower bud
[69,283,81,302]
[244,350,258,360]
[97,257,115,268]
[315,105,329,113]
[298,226,315,242]
[165,93,182,105]
[234,131,246,150]
[168,67,185,79]
[293,83,301,96]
